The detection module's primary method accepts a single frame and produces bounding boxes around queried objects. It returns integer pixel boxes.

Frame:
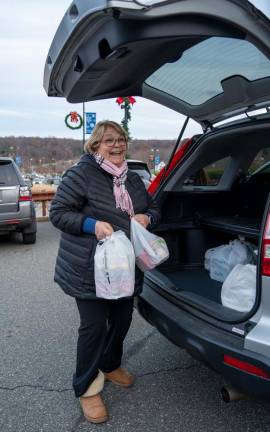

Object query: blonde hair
[84,120,128,154]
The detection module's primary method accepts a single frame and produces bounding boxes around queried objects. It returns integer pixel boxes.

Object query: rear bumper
[136,284,270,399]
[0,218,32,232]
[0,202,36,232]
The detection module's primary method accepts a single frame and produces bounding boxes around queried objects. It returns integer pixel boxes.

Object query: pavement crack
[0,384,72,393]
[0,365,199,393]
[137,363,200,378]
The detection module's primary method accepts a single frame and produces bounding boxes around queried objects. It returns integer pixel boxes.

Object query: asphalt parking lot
[1,222,270,432]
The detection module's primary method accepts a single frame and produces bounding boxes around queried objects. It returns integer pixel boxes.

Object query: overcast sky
[0,0,202,141]
[1,0,269,141]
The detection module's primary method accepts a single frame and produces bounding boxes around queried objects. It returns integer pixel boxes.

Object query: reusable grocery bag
[205,239,255,283]
[130,218,169,272]
[94,230,135,299]
[221,264,256,312]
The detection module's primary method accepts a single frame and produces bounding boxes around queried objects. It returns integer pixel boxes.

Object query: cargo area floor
[164,268,222,303]
[145,268,246,321]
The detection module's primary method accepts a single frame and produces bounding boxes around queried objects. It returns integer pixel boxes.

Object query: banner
[15,155,22,166]
[85,112,96,134]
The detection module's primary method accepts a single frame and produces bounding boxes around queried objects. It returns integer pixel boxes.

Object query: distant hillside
[0,136,177,173]
[0,136,82,164]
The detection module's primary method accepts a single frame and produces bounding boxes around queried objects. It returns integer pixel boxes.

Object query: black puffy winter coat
[50,154,160,300]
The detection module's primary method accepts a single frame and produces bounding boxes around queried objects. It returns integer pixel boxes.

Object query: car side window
[248,148,270,175]
[183,156,230,186]
[245,148,270,184]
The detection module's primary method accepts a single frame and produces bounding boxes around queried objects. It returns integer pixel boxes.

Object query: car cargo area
[149,225,257,320]
[150,196,261,321]
[148,122,270,322]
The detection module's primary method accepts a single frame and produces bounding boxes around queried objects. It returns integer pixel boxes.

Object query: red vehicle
[148,138,192,195]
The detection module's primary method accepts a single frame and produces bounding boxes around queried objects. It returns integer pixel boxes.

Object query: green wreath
[65,112,83,130]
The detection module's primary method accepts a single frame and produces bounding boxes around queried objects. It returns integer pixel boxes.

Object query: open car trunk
[147,222,259,322]
[146,119,270,323]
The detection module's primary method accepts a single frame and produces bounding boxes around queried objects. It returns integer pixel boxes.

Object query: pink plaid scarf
[93,153,134,217]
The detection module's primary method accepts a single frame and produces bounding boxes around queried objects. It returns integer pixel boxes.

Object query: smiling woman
[49,119,160,423]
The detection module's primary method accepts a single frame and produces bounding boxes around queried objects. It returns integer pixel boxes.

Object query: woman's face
[97,126,127,167]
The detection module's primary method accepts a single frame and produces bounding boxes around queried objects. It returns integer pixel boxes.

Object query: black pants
[73,297,134,398]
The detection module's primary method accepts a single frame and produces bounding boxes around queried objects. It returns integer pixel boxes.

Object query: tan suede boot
[79,394,108,424]
[104,367,135,388]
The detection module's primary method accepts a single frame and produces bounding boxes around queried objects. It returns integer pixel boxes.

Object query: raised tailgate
[0,161,20,217]
[0,186,19,216]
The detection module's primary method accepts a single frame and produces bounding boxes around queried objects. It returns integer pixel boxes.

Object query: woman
[50,120,160,424]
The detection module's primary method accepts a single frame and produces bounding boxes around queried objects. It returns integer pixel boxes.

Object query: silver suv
[0,157,36,244]
[44,0,270,400]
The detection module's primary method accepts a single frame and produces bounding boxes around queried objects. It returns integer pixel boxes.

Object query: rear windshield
[145,36,270,105]
[0,161,19,186]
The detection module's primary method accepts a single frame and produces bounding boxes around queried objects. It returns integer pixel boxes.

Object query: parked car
[127,159,151,188]
[44,0,270,400]
[52,175,62,186]
[0,157,36,243]
[23,177,33,188]
[32,177,43,185]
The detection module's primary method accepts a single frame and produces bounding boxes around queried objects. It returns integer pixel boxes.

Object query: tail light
[19,186,32,202]
[262,212,270,276]
[224,355,270,380]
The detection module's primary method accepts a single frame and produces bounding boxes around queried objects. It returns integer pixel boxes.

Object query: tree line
[0,136,176,172]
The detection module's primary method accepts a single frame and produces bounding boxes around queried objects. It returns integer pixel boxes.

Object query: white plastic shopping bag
[204,245,223,271]
[130,218,169,272]
[94,230,135,299]
[221,264,256,312]
[206,239,254,283]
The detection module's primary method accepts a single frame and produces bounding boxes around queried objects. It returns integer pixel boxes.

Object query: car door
[44,0,270,129]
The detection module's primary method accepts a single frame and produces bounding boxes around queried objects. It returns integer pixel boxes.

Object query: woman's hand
[95,221,114,240]
[133,214,150,228]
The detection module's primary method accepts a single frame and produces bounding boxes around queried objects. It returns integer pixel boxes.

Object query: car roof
[127,159,148,164]
[0,157,15,162]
